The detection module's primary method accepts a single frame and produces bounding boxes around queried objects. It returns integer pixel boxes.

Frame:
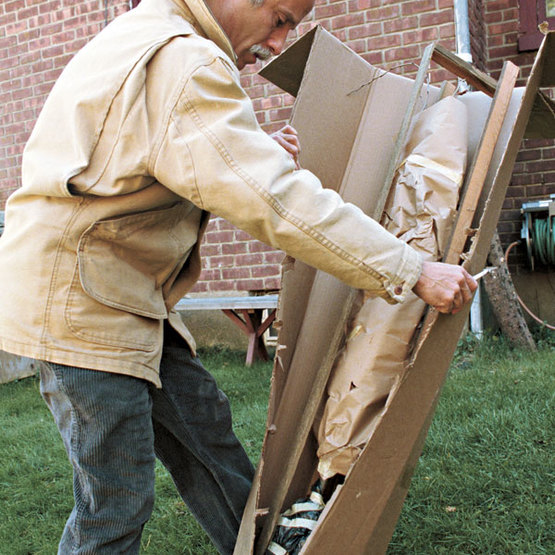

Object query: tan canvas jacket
[0,0,422,386]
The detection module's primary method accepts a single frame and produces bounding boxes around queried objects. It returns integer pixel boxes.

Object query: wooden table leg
[222,308,276,366]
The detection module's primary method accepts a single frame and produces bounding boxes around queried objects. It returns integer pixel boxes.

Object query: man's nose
[265,26,289,55]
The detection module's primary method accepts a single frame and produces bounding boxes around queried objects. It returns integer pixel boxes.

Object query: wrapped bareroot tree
[316,94,468,482]
[267,95,468,554]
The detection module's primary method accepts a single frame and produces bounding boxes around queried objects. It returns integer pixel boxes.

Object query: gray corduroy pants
[38,331,254,555]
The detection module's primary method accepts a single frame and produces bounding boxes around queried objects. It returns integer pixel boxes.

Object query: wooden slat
[411,61,519,359]
[431,43,498,97]
[174,294,278,311]
[445,60,520,264]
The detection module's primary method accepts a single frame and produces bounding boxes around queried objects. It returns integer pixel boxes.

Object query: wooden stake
[482,232,536,349]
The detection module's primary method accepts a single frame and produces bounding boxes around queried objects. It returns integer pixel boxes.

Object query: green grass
[388,331,554,554]
[0,334,553,554]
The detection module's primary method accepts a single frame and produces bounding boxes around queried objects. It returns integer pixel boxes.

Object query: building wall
[1,0,553,295]
[480,0,554,271]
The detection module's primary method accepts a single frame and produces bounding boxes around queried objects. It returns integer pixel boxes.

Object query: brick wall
[468,0,487,70]
[1,1,553,293]
[479,0,555,271]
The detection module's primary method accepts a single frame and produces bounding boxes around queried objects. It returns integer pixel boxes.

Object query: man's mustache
[249,44,272,61]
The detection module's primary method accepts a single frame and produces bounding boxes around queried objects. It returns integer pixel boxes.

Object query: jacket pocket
[77,201,203,318]
[65,260,160,351]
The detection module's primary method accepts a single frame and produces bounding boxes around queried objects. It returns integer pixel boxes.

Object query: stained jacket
[0,0,421,387]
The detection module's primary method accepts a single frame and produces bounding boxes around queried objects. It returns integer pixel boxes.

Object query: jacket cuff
[383,245,423,303]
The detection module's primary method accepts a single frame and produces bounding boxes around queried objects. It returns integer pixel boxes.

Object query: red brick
[199,245,221,259]
[367,5,401,21]
[502,198,515,210]
[384,45,421,63]
[222,267,251,280]
[263,277,282,290]
[348,22,381,40]
[235,253,264,266]
[251,265,278,278]
[331,13,365,30]
[264,251,285,264]
[208,280,237,292]
[41,22,64,35]
[190,281,209,293]
[221,242,248,255]
[402,0,437,16]
[489,21,518,36]
[526,183,552,197]
[204,230,234,243]
[484,11,503,24]
[419,9,452,27]
[383,16,418,34]
[528,160,555,173]
[348,0,382,10]
[17,6,39,20]
[235,279,265,291]
[489,45,517,59]
[248,241,273,253]
[5,0,26,13]
[234,229,255,242]
[402,27,439,45]
[368,33,401,50]
[349,39,367,54]
[206,255,234,268]
[439,24,455,40]
[506,186,525,198]
[314,3,347,19]
[260,95,283,109]
[199,268,222,281]
[362,51,384,66]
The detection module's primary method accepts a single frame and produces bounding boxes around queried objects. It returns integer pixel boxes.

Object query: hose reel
[520,194,555,270]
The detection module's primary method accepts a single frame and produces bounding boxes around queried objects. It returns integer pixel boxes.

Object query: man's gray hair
[251,0,264,5]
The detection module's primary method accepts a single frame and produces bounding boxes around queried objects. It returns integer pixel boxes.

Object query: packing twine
[347,62,425,98]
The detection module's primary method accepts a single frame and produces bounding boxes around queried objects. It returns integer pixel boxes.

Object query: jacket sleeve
[152,55,422,302]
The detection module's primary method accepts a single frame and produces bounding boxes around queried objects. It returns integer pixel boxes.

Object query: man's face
[217,0,315,69]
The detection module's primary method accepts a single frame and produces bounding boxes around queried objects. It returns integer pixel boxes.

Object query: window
[519,0,555,50]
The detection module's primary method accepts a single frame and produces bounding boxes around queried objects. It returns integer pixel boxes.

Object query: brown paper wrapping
[316,96,468,480]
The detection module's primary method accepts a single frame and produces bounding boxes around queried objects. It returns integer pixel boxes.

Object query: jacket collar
[169,0,237,65]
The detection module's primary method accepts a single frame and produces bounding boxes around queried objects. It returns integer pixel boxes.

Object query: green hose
[532,216,555,266]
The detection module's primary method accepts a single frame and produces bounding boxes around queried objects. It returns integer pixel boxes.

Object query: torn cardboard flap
[235,28,555,555]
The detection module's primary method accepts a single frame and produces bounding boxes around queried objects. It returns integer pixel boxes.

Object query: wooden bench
[175,294,279,366]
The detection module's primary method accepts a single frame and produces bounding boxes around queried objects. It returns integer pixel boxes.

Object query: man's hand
[270,124,301,169]
[412,261,477,314]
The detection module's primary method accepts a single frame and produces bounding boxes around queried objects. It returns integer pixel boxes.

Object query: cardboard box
[235,27,555,555]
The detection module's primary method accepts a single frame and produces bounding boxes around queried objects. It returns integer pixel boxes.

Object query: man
[0,0,476,553]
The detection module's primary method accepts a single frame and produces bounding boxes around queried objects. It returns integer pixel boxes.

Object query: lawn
[0,331,553,554]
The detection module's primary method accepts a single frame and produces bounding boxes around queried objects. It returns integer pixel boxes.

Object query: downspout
[454,0,485,336]
[453,0,473,64]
